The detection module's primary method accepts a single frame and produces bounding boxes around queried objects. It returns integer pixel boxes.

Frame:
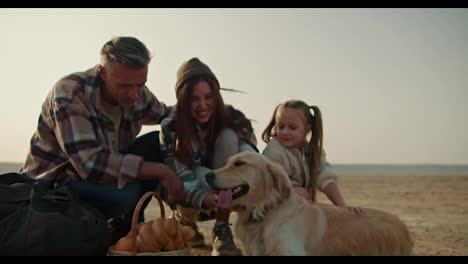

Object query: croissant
[137,222,162,252]
[181,226,196,244]
[172,224,185,250]
[113,236,133,252]
[163,218,179,238]
[151,218,170,248]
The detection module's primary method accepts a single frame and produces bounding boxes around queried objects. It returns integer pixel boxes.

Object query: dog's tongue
[218,189,233,209]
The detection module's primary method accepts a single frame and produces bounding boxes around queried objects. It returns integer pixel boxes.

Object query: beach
[145,174,468,256]
[2,164,465,255]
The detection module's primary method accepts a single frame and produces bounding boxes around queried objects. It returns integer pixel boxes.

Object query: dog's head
[205,152,292,221]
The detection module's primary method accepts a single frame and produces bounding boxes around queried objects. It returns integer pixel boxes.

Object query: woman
[160,57,257,256]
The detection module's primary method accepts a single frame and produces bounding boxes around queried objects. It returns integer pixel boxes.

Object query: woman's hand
[203,193,218,209]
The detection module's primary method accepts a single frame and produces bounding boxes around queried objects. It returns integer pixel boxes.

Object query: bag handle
[0,183,31,202]
[0,172,35,185]
[0,173,35,202]
[129,192,165,256]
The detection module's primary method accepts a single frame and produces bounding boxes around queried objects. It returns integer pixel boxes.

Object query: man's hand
[160,172,185,209]
[139,162,186,209]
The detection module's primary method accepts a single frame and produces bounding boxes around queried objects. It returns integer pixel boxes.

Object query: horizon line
[1,161,468,167]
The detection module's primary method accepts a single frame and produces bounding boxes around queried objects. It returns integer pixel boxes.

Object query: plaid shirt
[20,65,169,188]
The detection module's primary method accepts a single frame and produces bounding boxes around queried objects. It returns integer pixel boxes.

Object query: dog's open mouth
[204,172,249,201]
[213,184,249,200]
[230,184,249,200]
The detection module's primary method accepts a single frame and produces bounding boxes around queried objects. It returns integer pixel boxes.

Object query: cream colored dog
[204,152,413,256]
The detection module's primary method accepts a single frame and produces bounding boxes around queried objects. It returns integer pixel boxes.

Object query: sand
[145,175,468,256]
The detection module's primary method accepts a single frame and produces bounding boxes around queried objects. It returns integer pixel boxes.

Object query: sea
[1,162,468,176]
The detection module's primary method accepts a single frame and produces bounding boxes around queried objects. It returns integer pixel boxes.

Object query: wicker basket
[108,191,191,256]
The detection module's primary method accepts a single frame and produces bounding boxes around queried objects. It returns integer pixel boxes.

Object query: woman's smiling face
[190,80,215,125]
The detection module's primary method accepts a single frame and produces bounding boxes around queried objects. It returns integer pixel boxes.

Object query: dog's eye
[234,160,246,167]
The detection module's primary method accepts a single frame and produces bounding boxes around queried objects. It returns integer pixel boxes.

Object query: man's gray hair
[100,36,152,68]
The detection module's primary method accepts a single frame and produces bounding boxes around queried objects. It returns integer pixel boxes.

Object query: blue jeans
[67,179,158,219]
[67,131,162,221]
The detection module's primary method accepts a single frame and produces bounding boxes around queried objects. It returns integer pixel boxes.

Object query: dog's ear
[267,161,291,199]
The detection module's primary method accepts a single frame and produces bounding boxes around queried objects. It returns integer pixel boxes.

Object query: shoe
[211,221,242,256]
[107,216,131,246]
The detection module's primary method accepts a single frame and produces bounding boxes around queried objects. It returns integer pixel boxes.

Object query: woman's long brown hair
[175,76,228,167]
[262,100,323,201]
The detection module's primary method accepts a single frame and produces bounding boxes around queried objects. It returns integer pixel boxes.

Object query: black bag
[0,173,110,256]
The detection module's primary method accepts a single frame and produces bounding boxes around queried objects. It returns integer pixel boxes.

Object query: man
[20,36,185,244]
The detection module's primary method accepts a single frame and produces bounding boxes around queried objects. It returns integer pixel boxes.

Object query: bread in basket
[108,192,195,256]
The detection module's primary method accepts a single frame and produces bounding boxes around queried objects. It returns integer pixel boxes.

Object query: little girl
[261,99,365,214]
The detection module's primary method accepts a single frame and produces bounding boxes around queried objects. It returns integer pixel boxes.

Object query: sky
[0,8,467,165]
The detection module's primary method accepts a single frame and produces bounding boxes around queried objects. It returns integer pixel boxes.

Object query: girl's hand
[293,186,311,201]
[346,206,367,215]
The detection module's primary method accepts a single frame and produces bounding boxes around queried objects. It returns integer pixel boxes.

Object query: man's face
[99,63,148,108]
